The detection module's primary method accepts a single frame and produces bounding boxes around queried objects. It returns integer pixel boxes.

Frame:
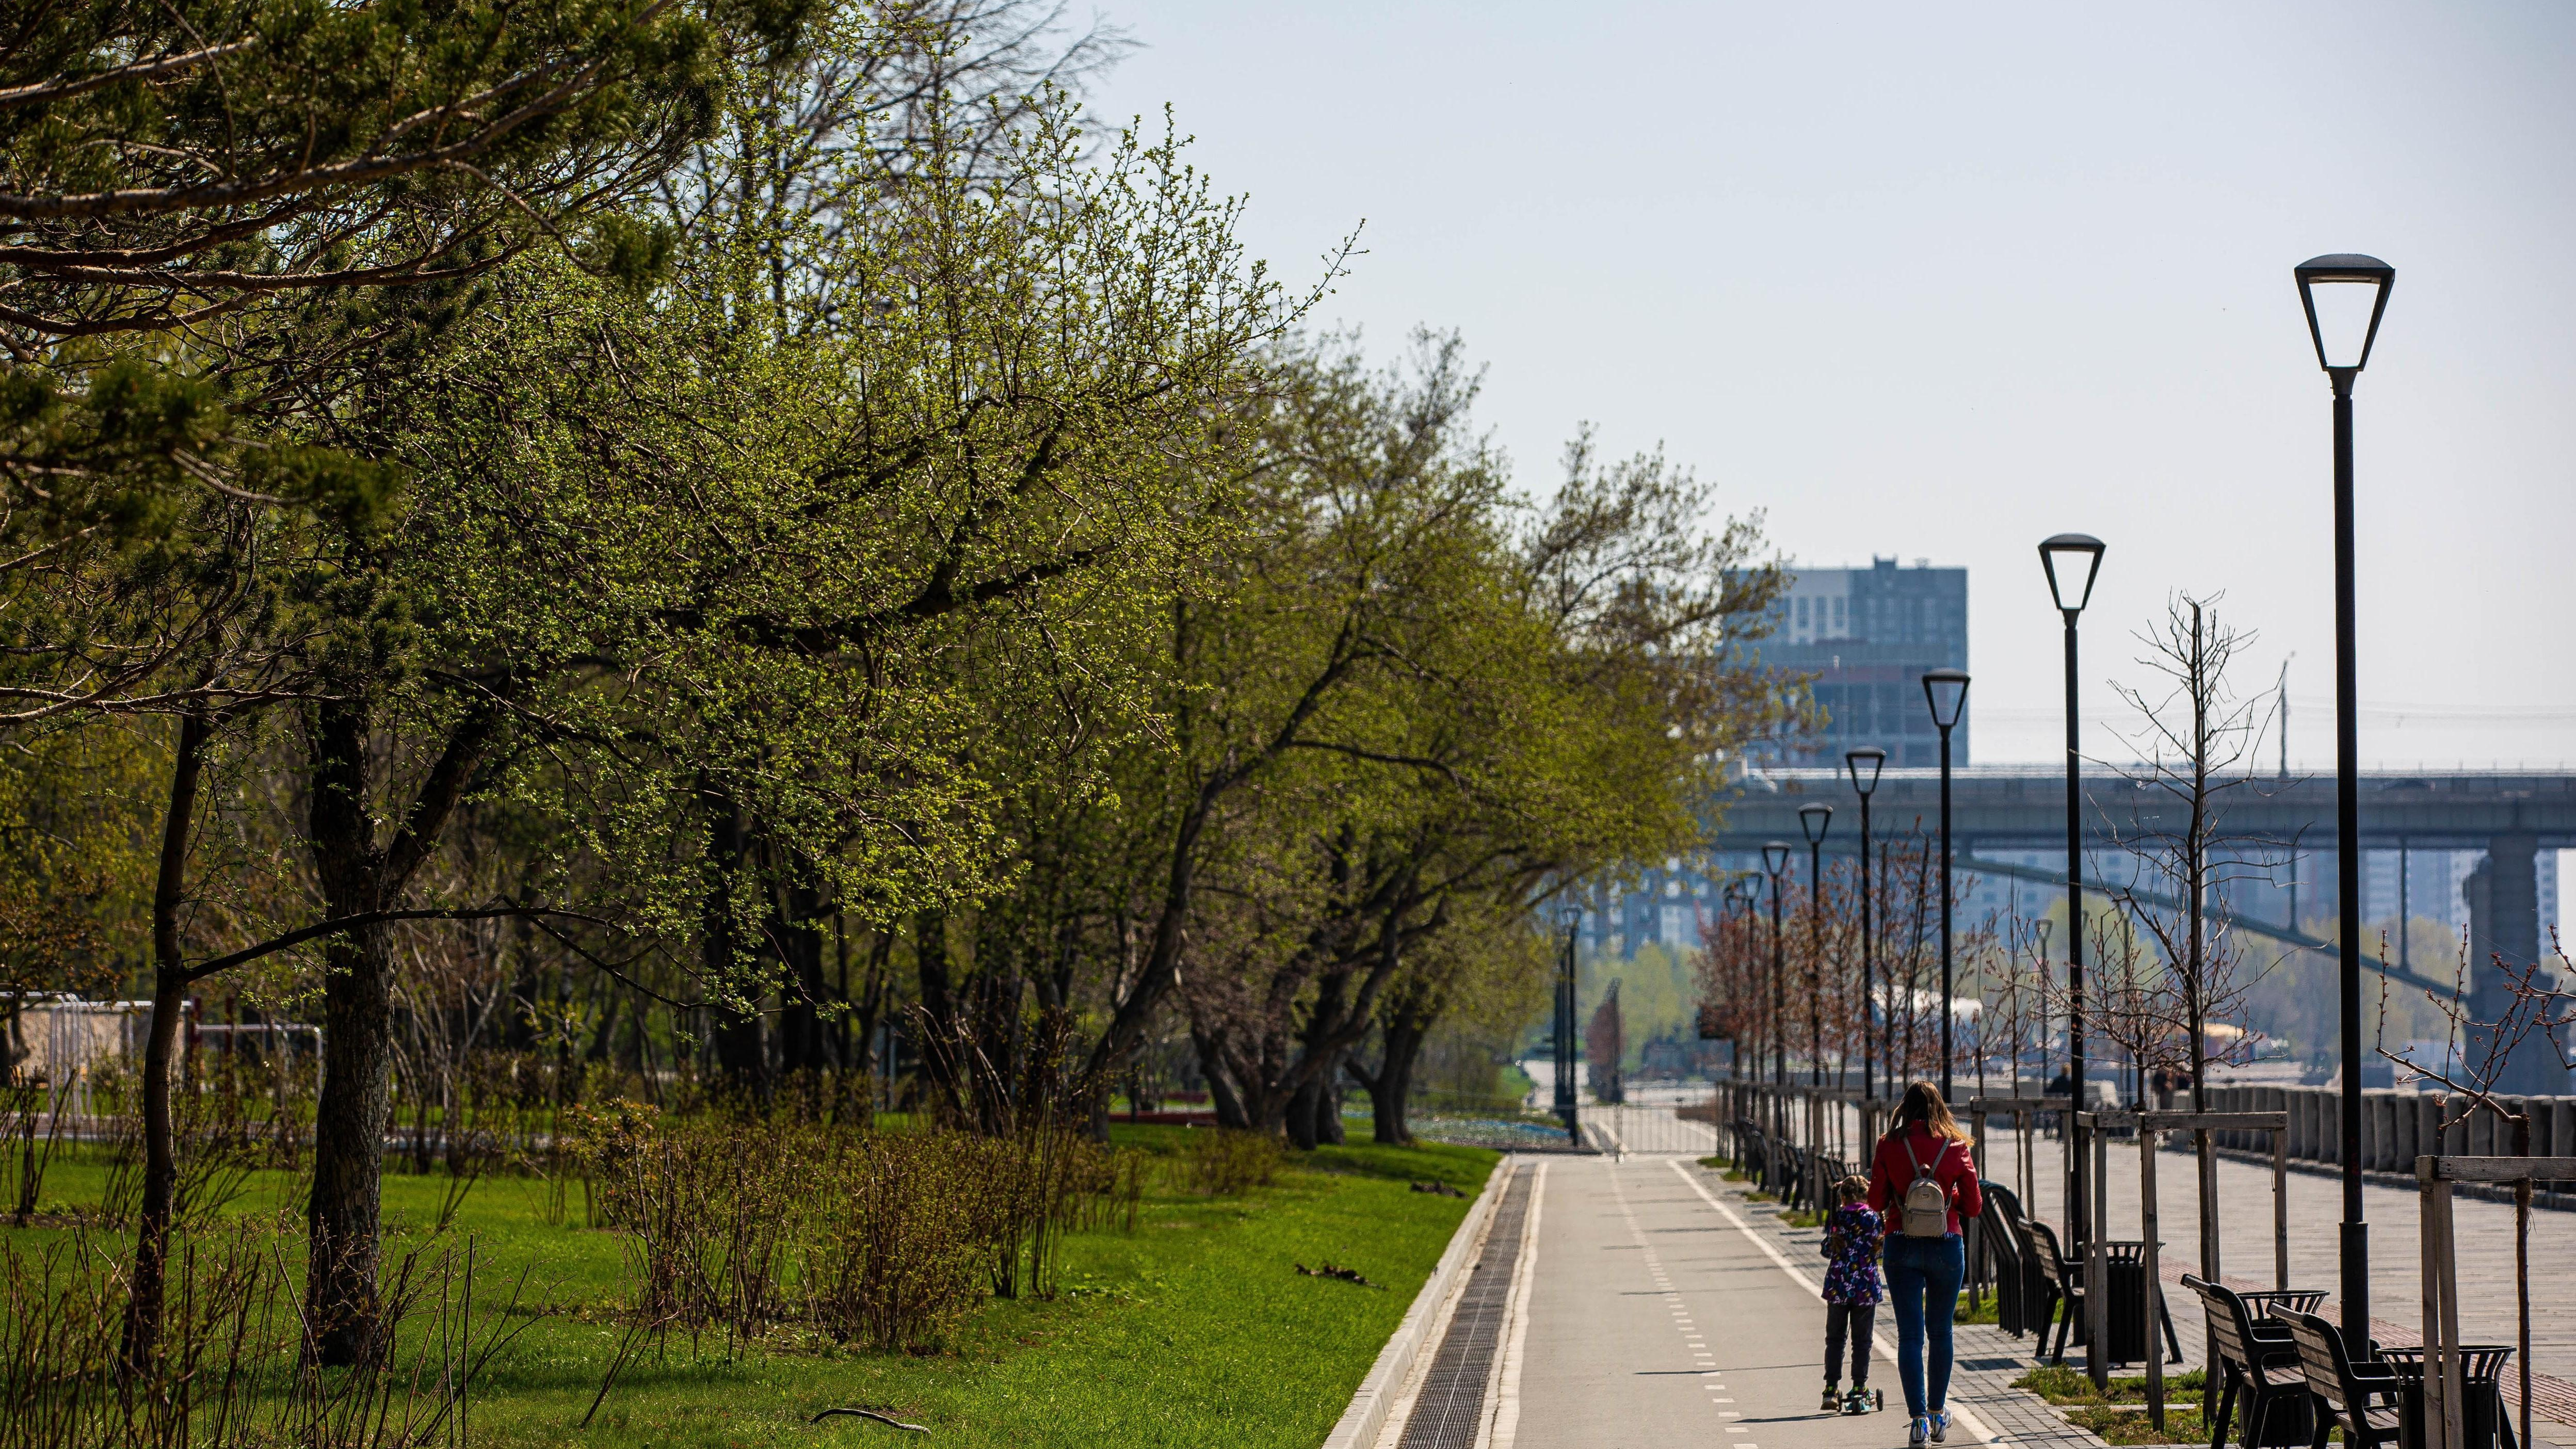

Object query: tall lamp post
[2295,251,2394,1347]
[1799,803,1833,1087]
[2040,532,2105,1286]
[1723,879,1757,1079]
[1555,904,1582,1144]
[1846,747,1887,1104]
[1921,668,1970,1100]
[1763,842,1793,1087]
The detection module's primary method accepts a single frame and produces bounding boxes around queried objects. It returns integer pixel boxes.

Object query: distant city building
[1751,557,1969,768]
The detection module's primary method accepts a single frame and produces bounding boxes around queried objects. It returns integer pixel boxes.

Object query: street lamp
[1762,841,1792,1088]
[1846,747,1887,1104]
[2296,251,2394,1348]
[1799,802,1833,1087]
[1722,879,1758,1079]
[1556,904,1582,1144]
[1921,667,1969,1100]
[2038,530,2104,1337]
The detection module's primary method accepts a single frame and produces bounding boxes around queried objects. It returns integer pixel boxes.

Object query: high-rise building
[1750,557,1969,767]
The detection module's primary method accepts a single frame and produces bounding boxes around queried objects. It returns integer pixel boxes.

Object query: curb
[1320,1157,1508,1449]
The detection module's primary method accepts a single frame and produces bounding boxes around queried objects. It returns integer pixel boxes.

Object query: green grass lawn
[3,1130,1494,1448]
[2015,1365,2211,1445]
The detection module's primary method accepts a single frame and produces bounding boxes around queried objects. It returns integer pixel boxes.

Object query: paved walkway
[1374,1107,2568,1448]
[1979,1123,2575,1444]
[1393,1132,2065,1449]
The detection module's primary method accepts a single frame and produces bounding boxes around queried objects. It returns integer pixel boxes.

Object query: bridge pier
[2465,834,2568,1093]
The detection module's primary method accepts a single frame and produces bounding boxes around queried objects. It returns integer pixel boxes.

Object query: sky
[1087,1,2576,769]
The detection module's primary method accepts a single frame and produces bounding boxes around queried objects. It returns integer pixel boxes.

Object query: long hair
[1892,1081,1970,1145]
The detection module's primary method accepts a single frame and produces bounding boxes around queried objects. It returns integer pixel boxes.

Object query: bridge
[1713,767,2576,855]
[1706,766,2576,1086]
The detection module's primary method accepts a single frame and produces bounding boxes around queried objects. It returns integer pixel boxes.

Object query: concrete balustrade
[2143,1083,2572,1181]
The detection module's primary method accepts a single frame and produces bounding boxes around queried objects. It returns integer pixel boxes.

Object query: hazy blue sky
[1090,2,2576,769]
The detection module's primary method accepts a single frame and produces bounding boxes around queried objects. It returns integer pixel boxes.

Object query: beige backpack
[1897,1135,1953,1238]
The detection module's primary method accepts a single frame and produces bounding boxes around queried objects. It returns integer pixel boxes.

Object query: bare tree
[2376,933,2576,1449]
[2108,593,2278,1283]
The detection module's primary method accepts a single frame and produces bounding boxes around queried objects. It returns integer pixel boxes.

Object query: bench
[2277,1308,2409,1449]
[2182,1275,2316,1448]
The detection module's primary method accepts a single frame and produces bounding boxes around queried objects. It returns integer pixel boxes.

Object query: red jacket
[1867,1124,1983,1237]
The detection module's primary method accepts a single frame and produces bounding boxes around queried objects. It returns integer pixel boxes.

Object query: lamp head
[2294,253,2395,379]
[1921,667,1971,732]
[1562,905,1582,931]
[1798,801,1833,846]
[2038,533,2107,615]
[1761,841,1793,878]
[1844,745,1887,798]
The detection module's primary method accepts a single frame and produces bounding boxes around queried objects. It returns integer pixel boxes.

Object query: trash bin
[2383,1346,2518,1449]
[2072,1242,2166,1366]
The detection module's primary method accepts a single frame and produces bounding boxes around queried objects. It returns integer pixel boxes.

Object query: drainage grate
[1397,1163,1534,1449]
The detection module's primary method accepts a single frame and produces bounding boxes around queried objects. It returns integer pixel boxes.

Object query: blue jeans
[1883,1233,1965,1418]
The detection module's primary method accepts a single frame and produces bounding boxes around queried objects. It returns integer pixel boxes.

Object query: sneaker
[1822,1387,1842,1412]
[1843,1388,1871,1416]
[1931,1412,1950,1443]
[1909,1416,1929,1446]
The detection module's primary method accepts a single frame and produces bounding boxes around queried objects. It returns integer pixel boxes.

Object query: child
[1820,1174,1884,1415]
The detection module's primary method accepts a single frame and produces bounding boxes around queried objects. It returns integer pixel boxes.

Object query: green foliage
[0,0,768,337]
[1583,941,1697,1071]
[0,2,1800,1393]
[0,719,164,994]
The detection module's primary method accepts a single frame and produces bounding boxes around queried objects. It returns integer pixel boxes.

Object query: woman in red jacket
[1868,1082,1984,1447]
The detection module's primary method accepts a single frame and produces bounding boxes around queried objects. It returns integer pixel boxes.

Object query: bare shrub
[1182,1128,1281,1196]
[0,1221,531,1448]
[806,1131,990,1350]
[577,1112,1154,1357]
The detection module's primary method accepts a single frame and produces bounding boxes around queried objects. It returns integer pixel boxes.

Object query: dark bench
[2026,1218,2083,1361]
[2277,1309,2409,1449]
[2183,1275,2316,1448]
[1973,1181,2048,1340]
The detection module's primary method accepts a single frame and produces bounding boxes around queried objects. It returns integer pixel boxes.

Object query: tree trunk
[1284,1078,1322,1151]
[1188,1023,1249,1129]
[307,924,398,1365]
[300,697,498,1366]
[701,792,765,1096]
[914,909,959,1112]
[121,714,210,1372]
[778,880,828,1077]
[1359,1005,1430,1146]
[1278,969,1354,1151]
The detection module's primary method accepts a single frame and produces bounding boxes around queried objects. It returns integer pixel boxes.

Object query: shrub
[1182,1128,1281,1196]
[0,1220,522,1448]
[578,1115,1148,1354]
[807,1132,990,1349]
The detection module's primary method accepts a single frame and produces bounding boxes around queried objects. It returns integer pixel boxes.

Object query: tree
[2107,592,2276,1282]
[1137,340,1787,1146]
[2376,938,2576,1449]
[1347,899,1548,1144]
[0,0,784,341]
[0,0,809,615]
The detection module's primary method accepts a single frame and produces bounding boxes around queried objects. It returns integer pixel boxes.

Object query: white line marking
[1665,1159,2007,1446]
